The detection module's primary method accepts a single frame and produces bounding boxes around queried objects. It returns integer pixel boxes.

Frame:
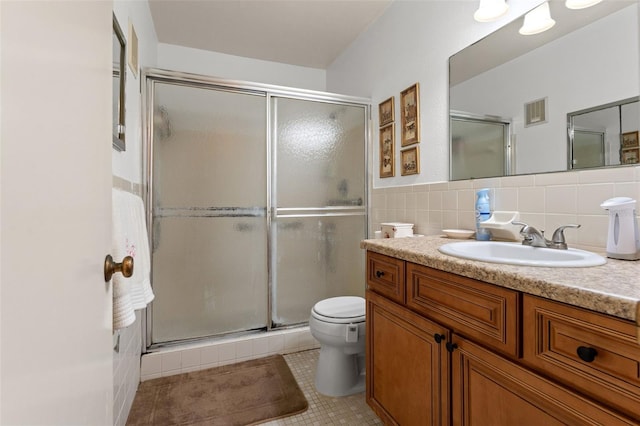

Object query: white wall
[157,43,327,91]
[112,1,158,425]
[327,0,553,187]
[451,5,638,175]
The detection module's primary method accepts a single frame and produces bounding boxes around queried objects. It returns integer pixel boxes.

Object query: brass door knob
[104,254,134,281]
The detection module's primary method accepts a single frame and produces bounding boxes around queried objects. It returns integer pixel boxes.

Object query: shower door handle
[104,254,134,281]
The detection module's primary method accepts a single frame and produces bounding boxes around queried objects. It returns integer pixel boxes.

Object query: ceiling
[148,0,393,69]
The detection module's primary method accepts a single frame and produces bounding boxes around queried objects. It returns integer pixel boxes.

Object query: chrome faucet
[511,222,581,250]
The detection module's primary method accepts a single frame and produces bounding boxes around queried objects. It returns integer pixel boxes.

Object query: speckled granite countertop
[361,236,640,323]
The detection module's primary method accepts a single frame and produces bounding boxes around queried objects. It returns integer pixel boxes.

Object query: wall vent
[525,97,547,127]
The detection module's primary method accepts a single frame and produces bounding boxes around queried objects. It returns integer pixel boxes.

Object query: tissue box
[381,222,414,238]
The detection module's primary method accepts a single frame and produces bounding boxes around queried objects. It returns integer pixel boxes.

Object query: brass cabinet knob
[104,254,134,281]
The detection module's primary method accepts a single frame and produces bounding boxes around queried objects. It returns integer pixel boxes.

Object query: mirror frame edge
[113,13,126,152]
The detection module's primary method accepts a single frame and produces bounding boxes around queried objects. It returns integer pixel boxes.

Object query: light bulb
[565,0,603,10]
[474,0,509,22]
[519,2,556,36]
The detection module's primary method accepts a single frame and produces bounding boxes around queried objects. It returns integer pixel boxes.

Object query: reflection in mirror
[449,1,638,179]
[113,14,126,151]
[450,112,511,180]
[569,97,639,169]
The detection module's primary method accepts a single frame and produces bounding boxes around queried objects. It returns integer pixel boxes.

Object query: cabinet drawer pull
[577,346,598,363]
[375,270,385,278]
[434,333,445,344]
[446,341,458,353]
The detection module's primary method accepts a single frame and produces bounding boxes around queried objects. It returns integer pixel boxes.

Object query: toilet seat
[311,296,365,324]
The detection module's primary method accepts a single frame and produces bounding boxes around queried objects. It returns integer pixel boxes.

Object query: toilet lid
[312,296,365,323]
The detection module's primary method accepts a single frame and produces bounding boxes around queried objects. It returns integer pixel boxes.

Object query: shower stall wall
[144,70,369,347]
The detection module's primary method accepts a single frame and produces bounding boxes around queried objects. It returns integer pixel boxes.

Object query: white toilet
[309,296,366,397]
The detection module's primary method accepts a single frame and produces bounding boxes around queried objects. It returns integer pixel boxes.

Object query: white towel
[112,189,136,330]
[127,193,155,309]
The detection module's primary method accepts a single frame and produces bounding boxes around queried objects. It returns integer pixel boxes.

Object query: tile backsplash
[371,166,640,252]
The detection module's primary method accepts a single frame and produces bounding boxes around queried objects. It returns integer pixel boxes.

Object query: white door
[1,2,114,424]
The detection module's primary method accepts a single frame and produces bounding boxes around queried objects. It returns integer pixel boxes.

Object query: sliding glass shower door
[150,82,268,343]
[271,97,366,326]
[147,72,368,346]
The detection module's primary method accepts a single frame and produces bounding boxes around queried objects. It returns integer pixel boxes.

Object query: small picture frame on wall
[380,123,395,178]
[621,147,639,164]
[379,97,394,127]
[400,83,420,146]
[622,131,639,148]
[401,146,419,176]
[128,21,139,78]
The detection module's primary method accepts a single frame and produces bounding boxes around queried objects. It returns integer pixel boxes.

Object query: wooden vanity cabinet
[367,251,405,304]
[452,336,633,425]
[523,294,640,421]
[366,290,449,426]
[405,263,520,357]
[366,251,639,425]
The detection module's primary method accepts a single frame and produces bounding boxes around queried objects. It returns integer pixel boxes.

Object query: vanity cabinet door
[366,290,449,426]
[523,295,640,420]
[451,336,634,426]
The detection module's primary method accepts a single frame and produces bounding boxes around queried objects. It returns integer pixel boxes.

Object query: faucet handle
[512,221,535,244]
[511,221,532,234]
[550,224,581,249]
[511,221,528,229]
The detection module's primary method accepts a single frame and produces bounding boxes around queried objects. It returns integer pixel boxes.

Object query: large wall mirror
[113,14,126,151]
[449,1,638,180]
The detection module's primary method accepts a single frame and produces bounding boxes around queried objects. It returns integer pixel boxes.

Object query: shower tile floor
[260,349,382,425]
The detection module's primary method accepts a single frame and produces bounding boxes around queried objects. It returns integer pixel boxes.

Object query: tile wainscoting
[371,166,640,252]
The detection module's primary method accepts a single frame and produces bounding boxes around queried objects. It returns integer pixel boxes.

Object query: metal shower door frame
[141,68,370,350]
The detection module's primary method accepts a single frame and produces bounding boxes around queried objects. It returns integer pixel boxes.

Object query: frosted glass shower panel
[273,216,366,326]
[152,217,268,342]
[272,97,367,326]
[274,98,366,208]
[150,81,268,344]
[152,82,266,208]
[572,131,605,169]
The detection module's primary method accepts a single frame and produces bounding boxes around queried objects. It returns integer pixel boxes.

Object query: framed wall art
[622,131,639,148]
[400,83,420,146]
[379,123,395,178]
[379,96,394,127]
[621,147,639,164]
[128,21,139,78]
[401,146,419,176]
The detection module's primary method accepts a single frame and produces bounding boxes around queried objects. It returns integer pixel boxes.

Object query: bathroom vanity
[361,236,640,425]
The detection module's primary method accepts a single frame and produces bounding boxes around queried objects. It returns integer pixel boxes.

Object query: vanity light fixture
[474,0,509,22]
[565,0,602,10]
[519,1,556,35]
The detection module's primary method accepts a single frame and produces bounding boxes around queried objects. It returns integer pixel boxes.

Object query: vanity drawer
[523,295,640,420]
[405,263,520,357]
[366,251,405,304]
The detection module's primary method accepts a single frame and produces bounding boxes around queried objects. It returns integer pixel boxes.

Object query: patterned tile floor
[260,349,383,426]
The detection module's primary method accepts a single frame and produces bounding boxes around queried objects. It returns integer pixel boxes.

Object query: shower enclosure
[144,69,369,347]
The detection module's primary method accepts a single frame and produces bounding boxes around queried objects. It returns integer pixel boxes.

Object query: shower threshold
[140,325,318,381]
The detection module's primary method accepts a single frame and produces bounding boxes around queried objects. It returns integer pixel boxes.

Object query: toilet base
[315,347,365,397]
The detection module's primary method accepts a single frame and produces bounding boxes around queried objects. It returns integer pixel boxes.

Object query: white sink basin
[438,241,606,267]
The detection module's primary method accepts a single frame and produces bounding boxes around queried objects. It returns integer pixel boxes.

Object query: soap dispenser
[600,197,640,260]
